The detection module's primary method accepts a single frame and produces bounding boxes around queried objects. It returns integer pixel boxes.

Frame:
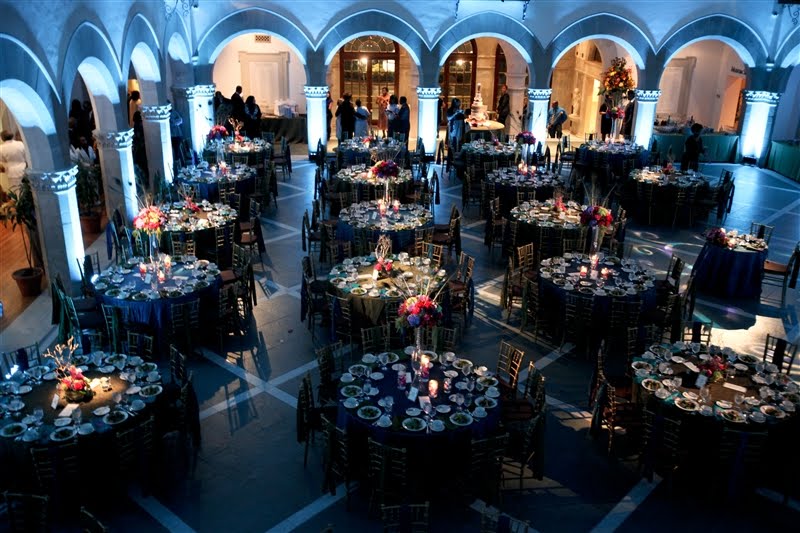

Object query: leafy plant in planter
[0,177,44,296]
[76,163,102,233]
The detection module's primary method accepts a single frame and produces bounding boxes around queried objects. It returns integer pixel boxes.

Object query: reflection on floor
[1,159,798,532]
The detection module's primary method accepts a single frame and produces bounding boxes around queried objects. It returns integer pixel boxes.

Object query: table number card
[51,393,60,409]
[144,273,152,284]
[407,386,418,402]
[695,374,708,388]
[372,269,379,281]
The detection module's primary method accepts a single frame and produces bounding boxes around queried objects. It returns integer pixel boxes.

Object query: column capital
[416,87,442,99]
[93,129,134,149]
[140,104,172,121]
[26,166,78,193]
[303,86,329,98]
[527,88,552,101]
[173,85,216,99]
[743,90,781,105]
[635,89,661,103]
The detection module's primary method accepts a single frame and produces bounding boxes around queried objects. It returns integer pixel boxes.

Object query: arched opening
[211,32,308,141]
[550,39,639,140]
[657,40,748,134]
[439,39,478,108]
[327,34,420,142]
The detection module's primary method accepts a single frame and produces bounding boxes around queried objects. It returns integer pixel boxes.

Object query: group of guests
[68,98,98,166]
[214,86,263,139]
[326,88,410,141]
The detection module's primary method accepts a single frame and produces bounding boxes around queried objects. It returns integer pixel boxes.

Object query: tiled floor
[2,153,798,532]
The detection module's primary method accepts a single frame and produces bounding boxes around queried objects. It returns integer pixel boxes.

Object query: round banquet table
[459,140,518,169]
[202,141,271,166]
[465,120,506,141]
[334,201,433,254]
[487,169,565,216]
[94,260,221,337]
[537,255,658,342]
[332,166,415,203]
[336,351,502,490]
[504,200,585,255]
[629,342,799,478]
[326,254,452,326]
[576,142,649,177]
[622,169,713,225]
[175,164,256,202]
[159,201,238,260]
[692,238,768,299]
[0,355,175,493]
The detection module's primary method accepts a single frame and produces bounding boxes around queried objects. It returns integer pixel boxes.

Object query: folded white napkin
[58,403,79,417]
[722,382,747,393]
[683,362,700,373]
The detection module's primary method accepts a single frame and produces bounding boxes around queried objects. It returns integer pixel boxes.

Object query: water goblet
[113,392,122,405]
[33,407,44,426]
[466,378,475,394]
[454,393,465,411]
[734,392,745,412]
[764,373,775,386]
[672,376,682,390]
[699,386,710,406]
[461,363,472,379]
[383,395,394,416]
[378,352,389,372]
[755,361,765,375]
[71,407,82,425]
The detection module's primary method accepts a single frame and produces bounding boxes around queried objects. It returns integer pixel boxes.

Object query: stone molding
[173,85,216,99]
[743,90,781,105]
[303,86,329,98]
[93,129,134,149]
[26,166,79,193]
[416,87,442,99]
[527,88,552,101]
[140,104,172,121]
[635,90,661,103]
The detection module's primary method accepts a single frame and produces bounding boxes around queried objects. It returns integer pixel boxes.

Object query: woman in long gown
[376,87,390,137]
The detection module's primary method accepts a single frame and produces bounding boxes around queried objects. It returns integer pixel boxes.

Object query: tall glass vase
[591,226,603,254]
[149,232,160,261]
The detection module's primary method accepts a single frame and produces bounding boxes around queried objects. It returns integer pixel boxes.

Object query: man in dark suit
[335,93,356,139]
[230,85,245,122]
[497,84,510,127]
[622,90,636,139]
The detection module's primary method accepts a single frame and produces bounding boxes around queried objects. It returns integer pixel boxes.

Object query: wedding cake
[470,83,487,123]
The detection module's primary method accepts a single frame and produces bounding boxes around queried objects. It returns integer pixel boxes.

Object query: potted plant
[76,163,102,233]
[0,177,44,296]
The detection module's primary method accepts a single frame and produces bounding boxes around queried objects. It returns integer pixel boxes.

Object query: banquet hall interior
[0,1,799,532]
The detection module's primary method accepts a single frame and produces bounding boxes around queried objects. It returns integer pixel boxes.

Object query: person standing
[243,96,262,139]
[496,84,510,131]
[230,86,245,122]
[682,123,705,171]
[168,99,184,162]
[385,95,399,139]
[598,94,613,141]
[396,96,410,142]
[0,130,27,193]
[547,101,567,138]
[354,99,370,138]
[446,98,466,153]
[326,91,333,142]
[622,90,636,140]
[376,87,390,137]
[128,90,141,127]
[335,93,356,139]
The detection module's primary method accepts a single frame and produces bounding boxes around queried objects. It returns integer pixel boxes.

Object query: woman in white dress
[354,99,370,138]
[0,130,27,193]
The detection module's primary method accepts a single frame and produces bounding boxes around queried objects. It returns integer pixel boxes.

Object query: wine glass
[699,386,710,406]
[672,376,682,391]
[755,361,765,375]
[33,407,44,426]
[461,363,472,379]
[71,407,82,425]
[378,352,389,372]
[454,393,465,412]
[423,402,434,423]
[466,378,475,395]
[734,392,745,412]
[383,395,394,416]
[113,392,122,405]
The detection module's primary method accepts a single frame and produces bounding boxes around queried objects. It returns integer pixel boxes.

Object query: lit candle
[601,267,609,278]
[393,199,400,213]
[428,379,439,398]
[164,255,172,269]
[139,263,147,276]
[157,270,166,283]
[580,266,588,277]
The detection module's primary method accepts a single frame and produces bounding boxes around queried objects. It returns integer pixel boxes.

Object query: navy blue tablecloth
[693,242,767,299]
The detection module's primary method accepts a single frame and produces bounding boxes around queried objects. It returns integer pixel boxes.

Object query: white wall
[658,40,746,130]
[212,33,308,114]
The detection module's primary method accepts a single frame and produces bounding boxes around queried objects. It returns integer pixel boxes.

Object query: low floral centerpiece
[662,161,675,175]
[579,205,614,228]
[373,235,393,279]
[705,227,729,248]
[45,338,94,403]
[371,160,399,180]
[207,125,228,142]
[183,196,200,214]
[516,131,536,145]
[699,355,728,383]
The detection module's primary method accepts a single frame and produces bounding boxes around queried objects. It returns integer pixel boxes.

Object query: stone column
[304,86,328,158]
[27,166,84,296]
[93,129,139,224]
[416,87,441,156]
[172,84,216,156]
[527,89,552,146]
[505,72,528,138]
[140,104,174,185]
[739,91,781,165]
[632,90,661,150]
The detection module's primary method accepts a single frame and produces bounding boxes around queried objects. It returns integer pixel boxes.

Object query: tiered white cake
[470,83,487,123]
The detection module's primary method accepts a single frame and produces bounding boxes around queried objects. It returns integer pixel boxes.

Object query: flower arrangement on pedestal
[516,131,536,145]
[705,227,729,247]
[371,160,399,180]
[579,205,614,228]
[373,235,393,278]
[599,57,635,103]
[207,125,228,142]
[133,205,167,235]
[396,294,442,330]
[44,338,94,403]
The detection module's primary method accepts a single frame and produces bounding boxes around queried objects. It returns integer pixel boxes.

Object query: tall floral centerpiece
[133,204,167,258]
[599,57,635,139]
[516,131,537,167]
[44,337,94,403]
[373,235,393,279]
[580,205,614,253]
[705,227,729,248]
[371,160,400,200]
[208,125,229,164]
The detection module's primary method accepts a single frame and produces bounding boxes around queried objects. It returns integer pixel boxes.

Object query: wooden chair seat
[764,260,788,274]
[431,233,452,245]
[448,280,467,293]
[219,269,239,284]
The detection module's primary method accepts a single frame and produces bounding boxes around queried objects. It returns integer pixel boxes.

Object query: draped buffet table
[765,141,800,182]
[692,233,768,299]
[260,115,307,144]
[652,133,739,164]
